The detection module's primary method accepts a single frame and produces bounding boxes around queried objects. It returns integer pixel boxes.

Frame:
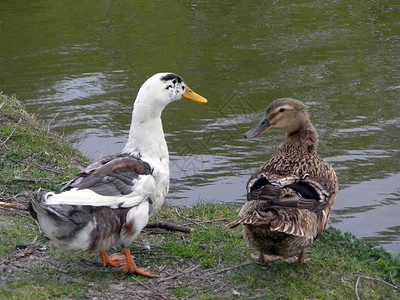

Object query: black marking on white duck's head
[160,73,184,84]
[160,73,186,100]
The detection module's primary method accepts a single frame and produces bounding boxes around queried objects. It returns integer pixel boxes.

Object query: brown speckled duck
[229,98,338,263]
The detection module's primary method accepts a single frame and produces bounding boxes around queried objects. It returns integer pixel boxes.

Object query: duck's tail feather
[226,218,242,229]
[28,190,54,219]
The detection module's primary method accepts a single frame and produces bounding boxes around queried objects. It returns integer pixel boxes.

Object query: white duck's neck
[122,94,169,165]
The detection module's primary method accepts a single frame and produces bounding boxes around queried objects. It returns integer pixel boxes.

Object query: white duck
[29,72,207,277]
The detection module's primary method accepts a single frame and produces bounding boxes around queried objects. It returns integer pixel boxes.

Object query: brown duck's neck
[278,123,318,156]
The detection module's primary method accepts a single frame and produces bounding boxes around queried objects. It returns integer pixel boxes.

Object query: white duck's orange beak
[181,84,207,103]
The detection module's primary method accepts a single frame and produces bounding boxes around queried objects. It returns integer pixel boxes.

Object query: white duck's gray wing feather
[62,154,152,197]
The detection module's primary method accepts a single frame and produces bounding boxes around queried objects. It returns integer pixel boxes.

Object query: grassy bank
[1,93,399,299]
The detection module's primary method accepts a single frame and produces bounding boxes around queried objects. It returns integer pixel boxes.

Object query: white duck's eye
[172,80,177,84]
[182,86,185,90]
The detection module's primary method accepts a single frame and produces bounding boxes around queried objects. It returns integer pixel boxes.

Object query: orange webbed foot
[108,253,128,267]
[124,265,160,278]
[99,249,160,278]
[99,252,127,267]
[122,248,160,278]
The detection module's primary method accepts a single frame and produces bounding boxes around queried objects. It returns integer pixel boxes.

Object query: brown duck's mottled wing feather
[247,184,282,201]
[269,209,318,238]
[247,171,334,213]
[227,202,275,228]
[297,197,327,211]
[229,201,316,238]
[62,154,152,196]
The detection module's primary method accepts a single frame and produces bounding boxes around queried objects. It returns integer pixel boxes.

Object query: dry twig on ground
[175,207,208,230]
[0,201,26,210]
[146,221,192,233]
[355,275,398,300]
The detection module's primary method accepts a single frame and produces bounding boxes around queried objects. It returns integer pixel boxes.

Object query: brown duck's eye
[279,108,285,112]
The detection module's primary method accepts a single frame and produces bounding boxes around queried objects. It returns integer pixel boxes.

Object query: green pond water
[1,0,399,252]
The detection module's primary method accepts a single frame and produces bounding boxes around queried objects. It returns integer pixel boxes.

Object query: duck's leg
[99,252,110,266]
[122,247,160,278]
[298,249,306,263]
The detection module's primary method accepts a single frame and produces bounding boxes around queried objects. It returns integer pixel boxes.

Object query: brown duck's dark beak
[244,116,274,139]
